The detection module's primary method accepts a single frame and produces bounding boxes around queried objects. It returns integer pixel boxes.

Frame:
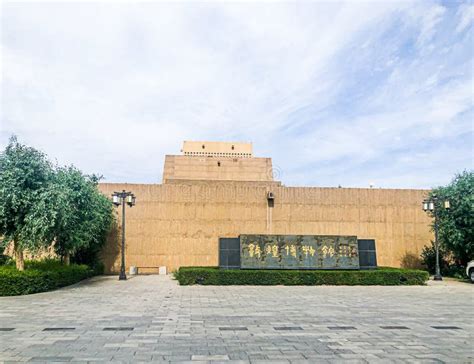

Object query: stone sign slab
[240,234,359,269]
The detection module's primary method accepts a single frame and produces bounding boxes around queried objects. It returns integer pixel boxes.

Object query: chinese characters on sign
[240,235,359,269]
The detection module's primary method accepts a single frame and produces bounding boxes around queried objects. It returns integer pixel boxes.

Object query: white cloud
[1,1,472,188]
[414,4,446,48]
[456,3,474,33]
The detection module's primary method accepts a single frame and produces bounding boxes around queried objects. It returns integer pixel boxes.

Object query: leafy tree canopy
[430,170,474,266]
[0,136,114,269]
[52,166,113,260]
[0,136,55,255]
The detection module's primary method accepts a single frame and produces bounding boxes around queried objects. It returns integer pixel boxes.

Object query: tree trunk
[13,240,24,271]
[63,252,70,266]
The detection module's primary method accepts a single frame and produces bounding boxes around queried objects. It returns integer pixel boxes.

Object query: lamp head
[126,194,136,207]
[423,201,429,211]
[428,202,434,211]
[112,194,121,206]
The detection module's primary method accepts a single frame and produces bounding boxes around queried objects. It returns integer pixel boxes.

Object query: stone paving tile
[0,275,472,363]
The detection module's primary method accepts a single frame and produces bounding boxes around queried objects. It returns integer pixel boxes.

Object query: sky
[0,0,473,189]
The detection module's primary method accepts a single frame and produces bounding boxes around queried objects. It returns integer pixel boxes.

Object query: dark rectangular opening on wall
[358,239,377,269]
[219,237,240,269]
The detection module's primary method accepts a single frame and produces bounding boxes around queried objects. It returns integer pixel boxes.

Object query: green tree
[51,166,113,265]
[0,136,55,270]
[429,171,474,266]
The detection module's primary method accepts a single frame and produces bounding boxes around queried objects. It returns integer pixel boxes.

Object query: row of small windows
[202,144,235,150]
[184,152,251,157]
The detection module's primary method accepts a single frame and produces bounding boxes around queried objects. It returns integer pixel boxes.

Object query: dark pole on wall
[119,191,127,280]
[433,207,441,281]
[112,190,136,281]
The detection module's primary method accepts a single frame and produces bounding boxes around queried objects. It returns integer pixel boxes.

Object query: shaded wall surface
[99,182,432,273]
[163,155,273,183]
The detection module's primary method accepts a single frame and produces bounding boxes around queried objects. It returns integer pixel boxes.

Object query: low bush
[0,254,12,266]
[420,243,450,273]
[420,243,466,278]
[174,267,429,286]
[442,265,466,279]
[0,259,97,296]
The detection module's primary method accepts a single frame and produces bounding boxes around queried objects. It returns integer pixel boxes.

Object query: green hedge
[174,267,429,286]
[0,260,98,296]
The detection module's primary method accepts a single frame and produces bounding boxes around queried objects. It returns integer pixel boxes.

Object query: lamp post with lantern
[422,195,450,281]
[112,190,136,281]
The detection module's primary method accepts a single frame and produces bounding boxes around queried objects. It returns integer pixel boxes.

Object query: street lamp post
[422,195,450,281]
[112,190,136,281]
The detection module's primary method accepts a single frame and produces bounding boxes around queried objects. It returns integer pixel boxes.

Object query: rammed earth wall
[98,182,432,273]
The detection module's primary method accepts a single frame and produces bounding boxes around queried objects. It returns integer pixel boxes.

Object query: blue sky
[1,1,472,188]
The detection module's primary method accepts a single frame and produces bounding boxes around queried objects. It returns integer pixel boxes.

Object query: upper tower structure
[162,141,274,183]
[182,141,252,158]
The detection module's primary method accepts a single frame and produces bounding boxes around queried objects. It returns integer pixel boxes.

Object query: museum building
[99,141,433,273]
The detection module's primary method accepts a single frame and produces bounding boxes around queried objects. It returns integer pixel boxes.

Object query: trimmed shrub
[0,260,97,296]
[174,267,429,286]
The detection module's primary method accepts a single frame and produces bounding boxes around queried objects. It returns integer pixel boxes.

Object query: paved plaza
[0,275,472,364]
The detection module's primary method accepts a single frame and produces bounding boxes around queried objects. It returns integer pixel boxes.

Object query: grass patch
[174,267,429,286]
[0,259,100,296]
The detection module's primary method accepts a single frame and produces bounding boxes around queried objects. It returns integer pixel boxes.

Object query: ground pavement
[0,275,473,363]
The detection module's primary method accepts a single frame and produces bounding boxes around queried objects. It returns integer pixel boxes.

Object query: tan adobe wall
[98,182,433,273]
[162,155,274,183]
